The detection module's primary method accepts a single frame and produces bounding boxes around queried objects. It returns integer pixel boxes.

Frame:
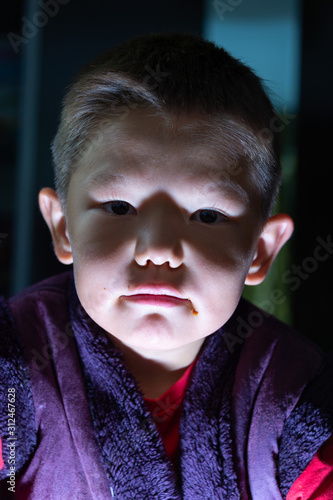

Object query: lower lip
[122,294,188,308]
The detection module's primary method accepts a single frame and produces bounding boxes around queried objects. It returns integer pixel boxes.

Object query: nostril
[134,240,184,269]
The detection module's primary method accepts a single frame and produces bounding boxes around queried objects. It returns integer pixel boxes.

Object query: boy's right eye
[101,201,136,216]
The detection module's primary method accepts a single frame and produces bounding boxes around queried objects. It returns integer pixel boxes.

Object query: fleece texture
[0,297,36,476]
[0,271,332,499]
[278,358,333,498]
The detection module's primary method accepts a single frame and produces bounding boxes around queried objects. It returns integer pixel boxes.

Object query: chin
[113,324,188,351]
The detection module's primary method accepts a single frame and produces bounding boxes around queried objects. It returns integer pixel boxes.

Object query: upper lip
[126,283,186,300]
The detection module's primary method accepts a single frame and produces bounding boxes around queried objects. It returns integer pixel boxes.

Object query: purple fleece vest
[0,271,332,499]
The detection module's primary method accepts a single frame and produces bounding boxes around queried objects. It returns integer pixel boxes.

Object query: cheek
[70,223,133,309]
[194,242,250,328]
[193,228,253,278]
[189,229,256,320]
[70,216,133,264]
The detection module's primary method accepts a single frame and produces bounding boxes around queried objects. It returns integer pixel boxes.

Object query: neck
[110,337,205,399]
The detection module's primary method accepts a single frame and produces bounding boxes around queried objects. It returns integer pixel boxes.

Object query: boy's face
[41,111,292,356]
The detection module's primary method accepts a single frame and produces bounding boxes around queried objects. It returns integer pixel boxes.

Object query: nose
[134,198,185,269]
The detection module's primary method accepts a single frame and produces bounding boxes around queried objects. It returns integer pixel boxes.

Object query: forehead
[77,111,258,203]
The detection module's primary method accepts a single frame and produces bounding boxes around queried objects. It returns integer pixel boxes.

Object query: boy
[0,32,333,499]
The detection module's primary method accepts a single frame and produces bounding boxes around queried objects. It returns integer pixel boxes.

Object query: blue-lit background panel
[203,0,301,112]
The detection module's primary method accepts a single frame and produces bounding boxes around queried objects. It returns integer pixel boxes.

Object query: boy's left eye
[191,209,228,224]
[101,201,136,215]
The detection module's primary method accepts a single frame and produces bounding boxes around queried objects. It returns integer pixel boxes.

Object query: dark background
[294,1,333,350]
[0,0,332,350]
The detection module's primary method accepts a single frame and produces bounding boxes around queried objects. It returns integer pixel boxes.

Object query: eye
[101,200,136,216]
[191,209,228,224]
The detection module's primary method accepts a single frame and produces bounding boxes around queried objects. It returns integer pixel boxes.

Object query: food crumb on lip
[188,302,198,316]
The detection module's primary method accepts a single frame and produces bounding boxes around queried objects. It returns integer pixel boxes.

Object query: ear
[38,187,73,265]
[245,213,294,286]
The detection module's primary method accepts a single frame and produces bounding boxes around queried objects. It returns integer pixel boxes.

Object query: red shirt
[286,433,333,500]
[144,362,195,465]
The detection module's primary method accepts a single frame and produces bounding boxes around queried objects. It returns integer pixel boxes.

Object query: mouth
[129,283,185,298]
[120,283,198,315]
[121,294,189,308]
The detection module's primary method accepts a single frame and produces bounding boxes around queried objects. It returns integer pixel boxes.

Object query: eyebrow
[85,167,250,205]
[85,171,127,190]
[183,169,250,206]
[207,181,249,205]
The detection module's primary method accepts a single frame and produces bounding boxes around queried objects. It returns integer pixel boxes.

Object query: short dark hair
[52,32,282,219]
